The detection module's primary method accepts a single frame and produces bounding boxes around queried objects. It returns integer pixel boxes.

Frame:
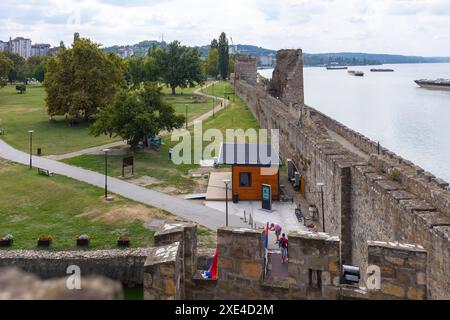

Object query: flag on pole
[202,248,218,279]
[264,222,269,277]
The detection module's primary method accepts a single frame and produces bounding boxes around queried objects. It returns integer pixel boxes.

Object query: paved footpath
[0,139,248,231]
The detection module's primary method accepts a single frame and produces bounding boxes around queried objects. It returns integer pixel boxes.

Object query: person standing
[270,222,282,243]
[279,233,288,264]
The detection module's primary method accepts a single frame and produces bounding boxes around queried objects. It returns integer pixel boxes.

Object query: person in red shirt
[279,233,288,263]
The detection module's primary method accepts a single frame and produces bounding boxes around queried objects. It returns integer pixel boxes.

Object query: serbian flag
[202,248,218,279]
[264,222,269,276]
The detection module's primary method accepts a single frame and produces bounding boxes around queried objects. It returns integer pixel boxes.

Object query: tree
[218,32,229,80]
[27,56,47,82]
[206,47,220,79]
[44,33,127,120]
[210,39,218,50]
[2,51,27,83]
[91,82,184,147]
[127,56,146,88]
[0,53,13,88]
[228,54,236,78]
[151,40,204,95]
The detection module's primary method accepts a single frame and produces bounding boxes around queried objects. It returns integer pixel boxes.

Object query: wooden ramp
[206,172,232,200]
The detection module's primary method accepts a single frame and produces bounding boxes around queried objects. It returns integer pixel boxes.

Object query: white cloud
[0,0,450,56]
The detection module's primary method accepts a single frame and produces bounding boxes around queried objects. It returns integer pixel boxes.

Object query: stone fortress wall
[0,248,151,286]
[233,49,450,299]
[144,222,428,300]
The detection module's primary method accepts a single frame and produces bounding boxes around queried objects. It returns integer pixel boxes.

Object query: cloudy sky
[1,0,450,56]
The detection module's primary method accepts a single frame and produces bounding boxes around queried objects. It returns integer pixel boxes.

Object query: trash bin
[232,192,239,203]
[37,148,42,156]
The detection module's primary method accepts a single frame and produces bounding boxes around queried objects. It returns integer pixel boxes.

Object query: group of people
[269,222,288,264]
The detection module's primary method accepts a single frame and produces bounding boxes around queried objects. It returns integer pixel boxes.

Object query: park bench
[38,168,53,177]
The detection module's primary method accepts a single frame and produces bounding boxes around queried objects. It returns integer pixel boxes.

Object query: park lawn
[0,83,216,155]
[62,81,260,195]
[203,81,235,101]
[0,85,120,155]
[0,159,215,250]
[164,93,214,123]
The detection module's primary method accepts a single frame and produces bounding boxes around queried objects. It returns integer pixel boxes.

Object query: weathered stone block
[382,283,405,298]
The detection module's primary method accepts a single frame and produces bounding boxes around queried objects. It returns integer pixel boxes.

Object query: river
[258,63,450,182]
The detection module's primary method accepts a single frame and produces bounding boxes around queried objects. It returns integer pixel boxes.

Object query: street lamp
[28,130,34,169]
[185,104,188,129]
[223,179,231,227]
[212,82,215,118]
[103,149,112,201]
[317,182,326,232]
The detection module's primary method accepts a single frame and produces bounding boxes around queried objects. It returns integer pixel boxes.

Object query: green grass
[0,159,215,250]
[0,83,215,155]
[204,81,235,100]
[0,85,120,155]
[62,81,260,194]
[0,159,169,250]
[165,93,214,123]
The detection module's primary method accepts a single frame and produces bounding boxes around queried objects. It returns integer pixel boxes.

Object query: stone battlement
[233,49,450,299]
[143,222,428,300]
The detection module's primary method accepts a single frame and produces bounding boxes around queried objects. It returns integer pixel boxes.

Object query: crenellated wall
[143,222,428,300]
[233,51,450,299]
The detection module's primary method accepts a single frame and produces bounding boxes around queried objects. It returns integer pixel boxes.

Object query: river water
[258,64,450,182]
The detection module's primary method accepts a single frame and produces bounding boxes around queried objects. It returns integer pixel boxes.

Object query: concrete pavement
[0,139,248,231]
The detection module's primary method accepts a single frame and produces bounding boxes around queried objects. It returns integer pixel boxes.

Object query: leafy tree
[91,82,184,146]
[2,51,27,83]
[126,55,160,88]
[27,56,47,82]
[44,33,127,120]
[0,53,13,88]
[151,40,204,95]
[127,56,146,87]
[33,59,47,82]
[210,39,218,50]
[206,48,220,79]
[218,32,229,80]
[228,54,236,78]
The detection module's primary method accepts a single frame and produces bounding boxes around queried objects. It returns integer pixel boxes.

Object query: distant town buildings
[0,40,8,52]
[258,54,276,67]
[0,37,57,59]
[31,43,51,57]
[117,47,134,59]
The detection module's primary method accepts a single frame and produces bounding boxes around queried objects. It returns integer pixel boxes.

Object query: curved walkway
[0,139,247,231]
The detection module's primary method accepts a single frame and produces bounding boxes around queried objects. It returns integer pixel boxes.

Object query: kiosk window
[239,172,252,187]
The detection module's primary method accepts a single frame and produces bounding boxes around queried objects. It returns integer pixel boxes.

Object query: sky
[1,0,450,56]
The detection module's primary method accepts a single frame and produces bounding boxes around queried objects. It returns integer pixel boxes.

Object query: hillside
[101,40,450,66]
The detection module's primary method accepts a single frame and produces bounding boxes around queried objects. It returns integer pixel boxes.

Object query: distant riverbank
[259,63,450,183]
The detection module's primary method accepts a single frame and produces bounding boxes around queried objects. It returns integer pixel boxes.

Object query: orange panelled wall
[232,165,279,201]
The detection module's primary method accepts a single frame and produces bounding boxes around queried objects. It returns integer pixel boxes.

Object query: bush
[15,84,26,94]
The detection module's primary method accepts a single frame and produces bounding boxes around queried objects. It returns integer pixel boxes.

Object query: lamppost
[185,104,188,129]
[223,179,231,227]
[317,182,326,232]
[212,82,216,118]
[103,149,111,200]
[28,130,34,169]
